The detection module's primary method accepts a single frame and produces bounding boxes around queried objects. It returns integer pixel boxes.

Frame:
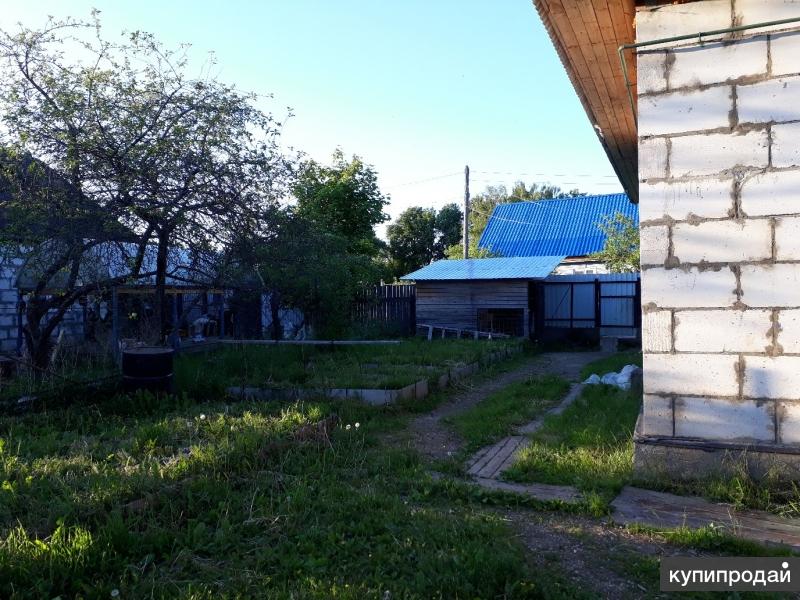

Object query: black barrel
[122,347,175,394]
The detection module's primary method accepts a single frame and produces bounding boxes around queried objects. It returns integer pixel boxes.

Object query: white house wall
[636,0,800,468]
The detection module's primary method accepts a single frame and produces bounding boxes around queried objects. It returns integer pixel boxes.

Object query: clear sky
[2,1,621,237]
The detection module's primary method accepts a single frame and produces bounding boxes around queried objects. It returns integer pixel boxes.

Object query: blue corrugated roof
[478,193,637,258]
[400,256,565,281]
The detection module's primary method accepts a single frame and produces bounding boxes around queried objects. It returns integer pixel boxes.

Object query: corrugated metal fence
[352,284,416,336]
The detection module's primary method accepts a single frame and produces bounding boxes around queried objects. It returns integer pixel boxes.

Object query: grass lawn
[503,384,640,514]
[578,349,642,381]
[175,339,520,397]
[447,374,570,452]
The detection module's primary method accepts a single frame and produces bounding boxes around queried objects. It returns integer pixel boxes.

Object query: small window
[477,308,524,337]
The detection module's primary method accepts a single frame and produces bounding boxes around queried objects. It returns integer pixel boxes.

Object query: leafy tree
[295,149,389,256]
[0,16,291,364]
[386,207,436,278]
[592,212,640,273]
[232,209,382,339]
[445,181,584,259]
[433,203,462,258]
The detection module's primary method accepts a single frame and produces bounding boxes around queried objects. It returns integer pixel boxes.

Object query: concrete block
[740,264,800,307]
[744,355,800,399]
[777,308,800,354]
[641,267,737,309]
[642,394,674,437]
[772,122,800,167]
[636,1,732,45]
[736,1,800,33]
[741,169,800,216]
[670,131,769,177]
[639,179,734,222]
[637,51,669,95]
[777,400,800,444]
[776,216,800,260]
[674,396,774,442]
[414,379,429,400]
[638,137,669,180]
[738,76,800,123]
[639,225,670,266]
[671,219,772,263]
[0,291,18,303]
[771,31,800,76]
[437,372,450,389]
[674,309,773,353]
[642,310,672,353]
[644,353,740,396]
[669,37,768,89]
[638,85,734,137]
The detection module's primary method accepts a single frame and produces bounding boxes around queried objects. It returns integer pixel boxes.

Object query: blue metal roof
[478,193,637,258]
[400,256,565,281]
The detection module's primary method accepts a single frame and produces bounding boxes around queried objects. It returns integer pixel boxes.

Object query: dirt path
[406,351,606,462]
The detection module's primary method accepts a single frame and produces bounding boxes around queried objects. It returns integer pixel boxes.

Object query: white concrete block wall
[637,0,800,447]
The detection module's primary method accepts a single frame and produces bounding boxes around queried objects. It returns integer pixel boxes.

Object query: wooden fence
[352,284,416,336]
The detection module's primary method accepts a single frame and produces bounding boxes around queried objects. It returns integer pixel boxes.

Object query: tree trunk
[23,296,52,370]
[155,231,170,344]
[270,291,282,341]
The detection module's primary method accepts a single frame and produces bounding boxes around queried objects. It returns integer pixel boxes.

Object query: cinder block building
[533,0,800,477]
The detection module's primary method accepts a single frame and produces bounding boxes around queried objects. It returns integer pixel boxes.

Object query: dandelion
[345,424,351,430]
[110,590,120,598]
[355,422,360,429]
[199,414,206,420]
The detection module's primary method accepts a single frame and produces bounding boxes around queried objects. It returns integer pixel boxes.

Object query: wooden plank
[612,487,800,550]
[472,477,582,503]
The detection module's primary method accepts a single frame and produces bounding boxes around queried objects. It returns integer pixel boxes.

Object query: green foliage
[591,212,640,273]
[295,149,389,257]
[448,374,569,451]
[386,203,464,278]
[504,384,641,513]
[445,181,584,259]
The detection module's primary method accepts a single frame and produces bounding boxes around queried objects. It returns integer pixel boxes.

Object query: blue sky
[3,1,621,237]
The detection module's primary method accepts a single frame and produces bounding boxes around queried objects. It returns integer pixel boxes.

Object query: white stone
[673,309,773,353]
[639,225,669,265]
[638,137,668,180]
[644,352,740,396]
[671,219,772,263]
[638,86,733,137]
[777,400,800,444]
[736,1,800,33]
[636,2,732,45]
[744,355,800,399]
[643,310,672,352]
[771,31,800,77]
[642,394,673,436]
[776,216,800,260]
[772,122,800,167]
[738,76,800,123]
[639,178,734,222]
[583,374,601,385]
[642,267,737,309]
[637,51,669,95]
[740,264,800,307]
[669,37,768,89]
[674,396,774,442]
[670,131,769,177]
[777,308,800,353]
[740,169,800,216]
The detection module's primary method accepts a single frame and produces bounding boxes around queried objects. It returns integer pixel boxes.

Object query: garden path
[405,351,607,464]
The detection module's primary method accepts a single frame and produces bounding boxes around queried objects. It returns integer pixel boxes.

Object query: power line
[384,171,462,189]
[475,170,619,178]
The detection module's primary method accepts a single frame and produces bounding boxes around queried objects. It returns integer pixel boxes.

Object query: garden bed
[214,340,522,405]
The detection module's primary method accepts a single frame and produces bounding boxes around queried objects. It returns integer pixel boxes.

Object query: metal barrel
[121,347,174,394]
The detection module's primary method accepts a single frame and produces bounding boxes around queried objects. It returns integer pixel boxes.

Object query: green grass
[0,344,593,599]
[504,384,641,514]
[578,350,642,381]
[175,339,521,397]
[447,374,570,451]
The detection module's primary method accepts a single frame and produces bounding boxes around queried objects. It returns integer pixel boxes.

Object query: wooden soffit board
[532,0,639,202]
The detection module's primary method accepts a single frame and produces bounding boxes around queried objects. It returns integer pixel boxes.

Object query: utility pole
[463,164,470,259]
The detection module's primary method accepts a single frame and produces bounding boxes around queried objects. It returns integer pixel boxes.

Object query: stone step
[611,486,800,550]
[472,477,582,503]
[466,435,528,479]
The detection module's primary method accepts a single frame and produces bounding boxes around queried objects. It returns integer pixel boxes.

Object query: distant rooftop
[400,256,564,281]
[478,193,637,258]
